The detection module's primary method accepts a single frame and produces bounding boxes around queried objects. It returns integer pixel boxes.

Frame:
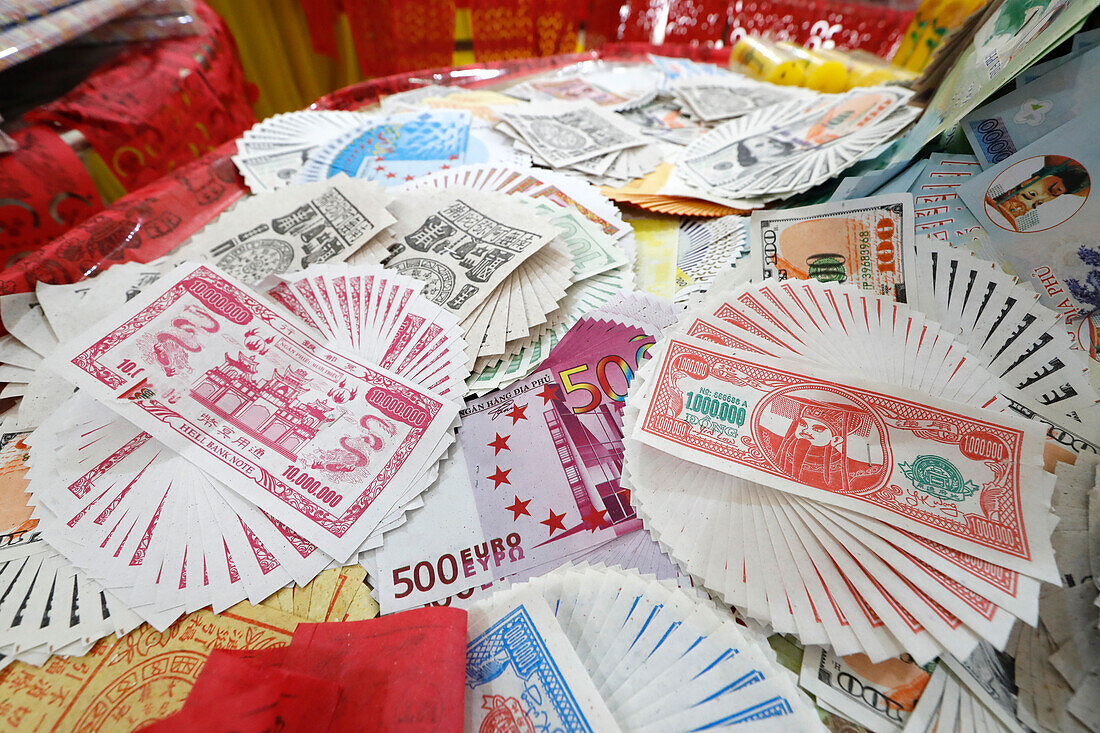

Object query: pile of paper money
[233,59,926,219]
[508,69,662,112]
[466,564,821,732]
[495,100,666,185]
[670,75,813,123]
[624,275,1058,662]
[350,186,580,361]
[1005,457,1100,733]
[24,262,462,629]
[1,20,1100,732]
[233,105,529,193]
[395,165,637,389]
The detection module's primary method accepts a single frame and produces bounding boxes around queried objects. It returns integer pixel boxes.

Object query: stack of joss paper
[396,165,637,390]
[624,275,1059,664]
[23,262,463,631]
[466,564,822,732]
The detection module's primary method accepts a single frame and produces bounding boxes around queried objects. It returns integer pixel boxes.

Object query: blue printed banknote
[465,589,621,733]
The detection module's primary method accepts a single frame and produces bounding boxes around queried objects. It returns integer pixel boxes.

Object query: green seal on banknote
[900,455,980,502]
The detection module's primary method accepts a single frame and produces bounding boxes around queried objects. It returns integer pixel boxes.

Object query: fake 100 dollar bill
[750,194,915,302]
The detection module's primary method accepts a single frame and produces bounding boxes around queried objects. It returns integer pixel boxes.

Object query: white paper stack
[398,164,637,392]
[25,263,464,630]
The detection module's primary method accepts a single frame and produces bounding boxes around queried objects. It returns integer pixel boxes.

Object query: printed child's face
[998,173,1067,218]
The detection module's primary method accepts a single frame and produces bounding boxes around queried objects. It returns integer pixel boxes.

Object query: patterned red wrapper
[344,0,457,78]
[469,0,585,61]
[0,140,245,300]
[0,125,104,268]
[25,0,257,194]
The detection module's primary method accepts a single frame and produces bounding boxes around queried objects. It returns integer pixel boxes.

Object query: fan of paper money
[507,69,662,111]
[0,180,399,432]
[24,263,464,628]
[398,165,636,391]
[907,236,1100,441]
[670,75,814,123]
[800,642,1028,733]
[0,428,145,668]
[396,162,638,391]
[496,100,668,185]
[232,106,529,193]
[675,214,749,304]
[1008,456,1100,733]
[672,88,920,205]
[354,167,638,388]
[347,186,579,366]
[466,564,823,732]
[746,194,1100,441]
[624,277,1059,664]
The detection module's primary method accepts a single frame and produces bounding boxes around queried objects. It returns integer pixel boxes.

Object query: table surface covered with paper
[0,11,1098,733]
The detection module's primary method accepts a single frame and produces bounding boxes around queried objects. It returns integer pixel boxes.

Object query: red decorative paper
[138,649,340,733]
[345,0,457,78]
[301,0,341,57]
[286,607,468,732]
[618,0,728,44]
[0,140,245,300]
[469,0,583,60]
[0,125,103,268]
[25,1,257,193]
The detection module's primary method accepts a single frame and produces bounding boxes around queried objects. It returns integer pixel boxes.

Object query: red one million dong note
[632,337,1057,582]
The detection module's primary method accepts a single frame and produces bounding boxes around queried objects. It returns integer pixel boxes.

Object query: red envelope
[285,606,468,732]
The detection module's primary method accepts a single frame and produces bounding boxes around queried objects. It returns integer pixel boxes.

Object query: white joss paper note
[48,263,458,561]
[383,189,559,322]
[164,178,397,285]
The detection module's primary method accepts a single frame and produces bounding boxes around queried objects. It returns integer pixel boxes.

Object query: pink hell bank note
[51,263,457,561]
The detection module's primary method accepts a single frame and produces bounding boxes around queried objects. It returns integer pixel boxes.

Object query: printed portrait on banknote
[983,154,1091,232]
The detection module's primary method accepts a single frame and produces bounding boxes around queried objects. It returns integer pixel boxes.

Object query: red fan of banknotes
[28,263,464,628]
[625,277,1058,663]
